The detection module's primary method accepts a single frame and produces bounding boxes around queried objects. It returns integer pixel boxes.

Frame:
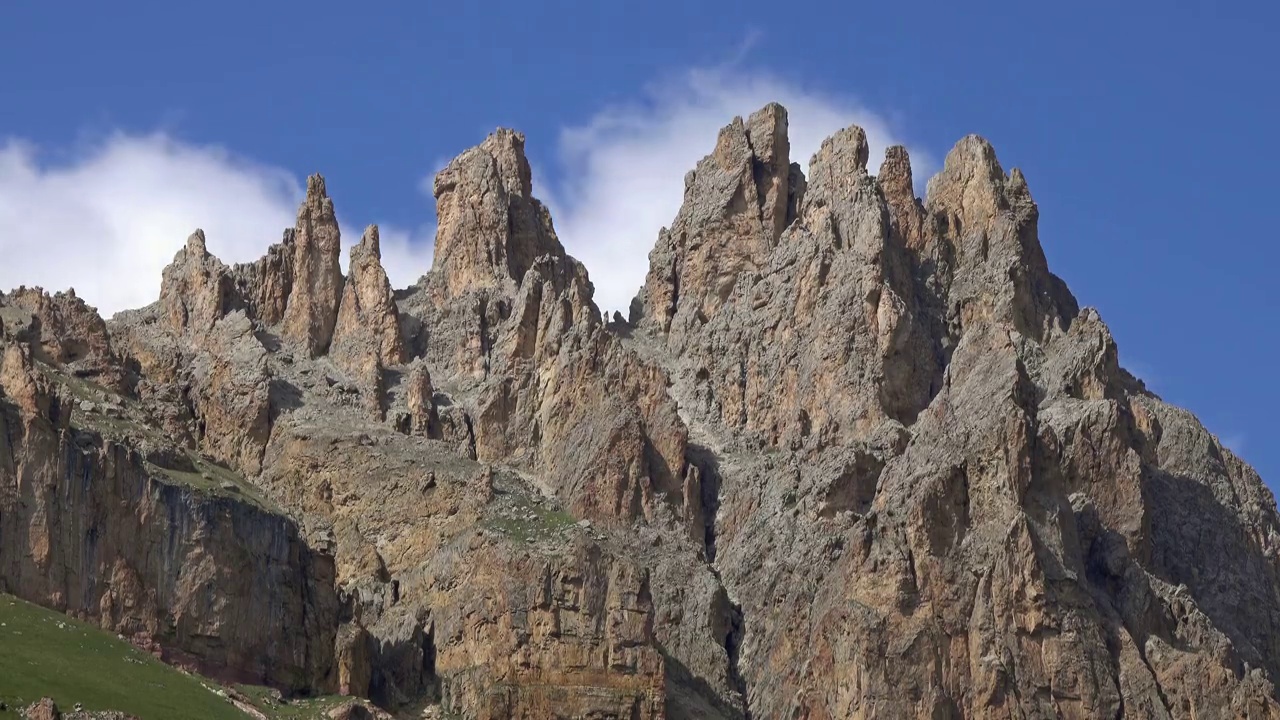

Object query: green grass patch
[0,593,248,719]
[146,454,279,514]
[484,491,577,545]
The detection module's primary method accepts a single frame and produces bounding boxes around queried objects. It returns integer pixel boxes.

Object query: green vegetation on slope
[145,453,280,514]
[484,488,578,545]
[0,594,247,718]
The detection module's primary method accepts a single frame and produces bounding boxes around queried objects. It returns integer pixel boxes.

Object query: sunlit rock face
[2,103,1278,719]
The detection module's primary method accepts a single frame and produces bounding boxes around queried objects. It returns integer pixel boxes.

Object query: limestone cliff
[3,104,1279,720]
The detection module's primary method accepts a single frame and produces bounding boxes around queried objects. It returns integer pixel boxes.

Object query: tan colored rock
[404,131,694,531]
[159,229,235,337]
[234,230,294,326]
[2,286,122,390]
[187,312,272,474]
[0,397,338,693]
[281,174,345,356]
[878,145,934,253]
[24,697,60,720]
[429,128,564,298]
[0,342,47,419]
[401,359,437,436]
[325,700,393,720]
[638,112,939,452]
[331,225,405,419]
[636,103,800,336]
[335,623,373,698]
[6,102,1280,720]
[428,540,665,719]
[332,225,405,372]
[925,134,1078,343]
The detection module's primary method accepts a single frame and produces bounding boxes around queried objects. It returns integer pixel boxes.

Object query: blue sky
[1,1,1276,484]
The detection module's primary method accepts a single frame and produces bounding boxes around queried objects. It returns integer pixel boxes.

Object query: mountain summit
[2,104,1277,719]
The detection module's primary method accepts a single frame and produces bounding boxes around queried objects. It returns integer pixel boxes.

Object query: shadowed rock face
[3,103,1279,720]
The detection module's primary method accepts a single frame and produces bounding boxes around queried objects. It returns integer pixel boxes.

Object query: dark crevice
[422,621,441,703]
[1134,638,1174,715]
[724,600,750,719]
[749,157,768,229]
[477,296,491,378]
[685,441,752,718]
[669,255,681,325]
[462,412,477,460]
[687,443,722,562]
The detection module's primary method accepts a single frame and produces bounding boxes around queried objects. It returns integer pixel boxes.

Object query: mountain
[2,103,1278,719]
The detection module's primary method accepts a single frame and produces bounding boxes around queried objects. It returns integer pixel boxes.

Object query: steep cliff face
[0,336,337,692]
[3,103,1279,720]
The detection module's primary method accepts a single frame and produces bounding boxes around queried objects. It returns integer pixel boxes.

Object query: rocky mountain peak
[160,228,234,338]
[185,227,209,254]
[331,224,406,417]
[878,145,914,202]
[925,133,1015,231]
[810,123,870,176]
[280,172,345,356]
[428,128,565,297]
[635,103,804,335]
[1,284,119,389]
[353,221,381,259]
[3,101,1279,720]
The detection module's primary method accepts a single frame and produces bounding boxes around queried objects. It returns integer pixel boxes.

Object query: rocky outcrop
[428,540,665,719]
[1,286,122,390]
[629,107,1280,719]
[159,230,236,338]
[331,225,405,374]
[924,134,1079,344]
[330,225,404,419]
[280,174,345,356]
[401,129,693,531]
[0,349,337,692]
[24,698,60,720]
[234,231,294,327]
[635,103,802,340]
[429,129,564,299]
[186,312,272,474]
[636,117,939,452]
[4,102,1278,720]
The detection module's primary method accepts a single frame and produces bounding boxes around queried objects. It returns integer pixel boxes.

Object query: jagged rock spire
[925,135,1078,341]
[429,129,566,297]
[332,224,405,372]
[160,229,236,337]
[280,174,345,356]
[878,146,933,253]
[925,134,1016,232]
[635,102,802,335]
[331,224,407,419]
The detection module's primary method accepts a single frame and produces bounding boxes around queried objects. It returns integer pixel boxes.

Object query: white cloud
[0,134,434,317]
[0,65,924,320]
[0,134,300,317]
[542,65,935,314]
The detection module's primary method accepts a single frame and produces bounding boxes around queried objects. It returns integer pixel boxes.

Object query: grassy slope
[0,594,247,718]
[0,594,363,719]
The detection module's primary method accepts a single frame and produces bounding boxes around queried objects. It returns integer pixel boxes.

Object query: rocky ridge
[2,103,1278,719]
